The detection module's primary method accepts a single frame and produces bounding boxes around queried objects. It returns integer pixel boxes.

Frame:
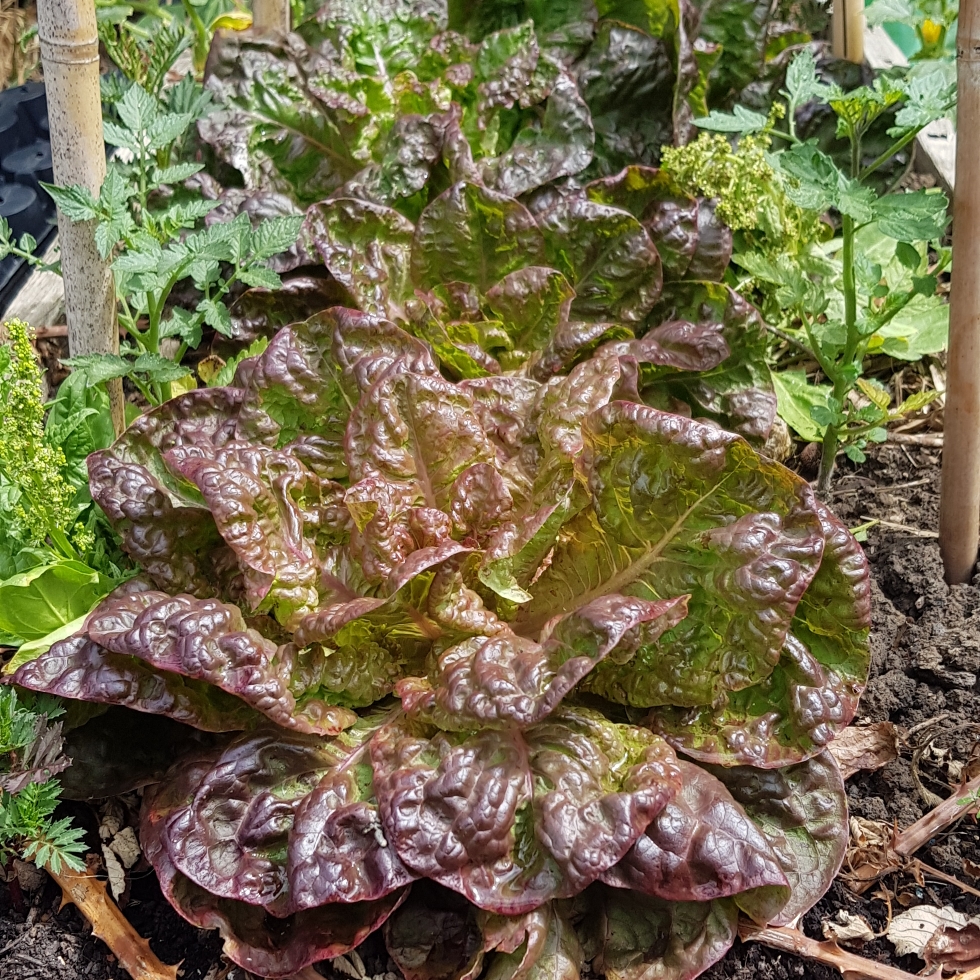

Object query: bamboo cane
[940,0,980,584]
[252,0,289,33]
[36,0,123,435]
[832,0,866,62]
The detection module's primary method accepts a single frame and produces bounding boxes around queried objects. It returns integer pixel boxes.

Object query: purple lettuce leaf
[645,505,871,768]
[84,588,357,735]
[165,443,347,626]
[228,273,355,344]
[143,803,408,978]
[482,63,594,198]
[143,720,415,915]
[398,594,689,730]
[702,750,848,927]
[643,281,775,445]
[371,705,682,914]
[588,886,739,980]
[384,881,487,980]
[11,635,263,733]
[537,194,663,323]
[483,267,575,363]
[345,358,498,512]
[585,165,702,280]
[574,21,675,177]
[480,899,583,980]
[87,390,244,594]
[304,197,416,319]
[600,760,789,924]
[518,402,825,708]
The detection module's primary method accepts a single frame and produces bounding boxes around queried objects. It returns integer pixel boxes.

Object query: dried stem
[739,922,921,980]
[47,861,179,980]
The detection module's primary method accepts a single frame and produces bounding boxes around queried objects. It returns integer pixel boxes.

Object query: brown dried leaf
[822,911,875,946]
[964,860,980,880]
[828,722,899,780]
[49,861,180,980]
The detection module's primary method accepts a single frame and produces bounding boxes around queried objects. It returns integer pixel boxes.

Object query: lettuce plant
[11,307,870,980]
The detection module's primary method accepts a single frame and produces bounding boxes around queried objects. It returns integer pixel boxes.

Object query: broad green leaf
[152,162,206,185]
[872,189,949,242]
[874,292,948,360]
[4,613,90,673]
[772,370,829,442]
[0,561,112,642]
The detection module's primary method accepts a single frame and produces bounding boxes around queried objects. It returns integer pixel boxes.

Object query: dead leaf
[964,859,980,879]
[823,911,876,946]
[887,906,970,958]
[101,845,126,902]
[98,799,124,841]
[925,921,980,973]
[48,860,179,980]
[829,722,899,780]
[108,826,141,869]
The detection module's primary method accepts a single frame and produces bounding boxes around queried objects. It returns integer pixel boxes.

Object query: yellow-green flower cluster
[0,319,77,549]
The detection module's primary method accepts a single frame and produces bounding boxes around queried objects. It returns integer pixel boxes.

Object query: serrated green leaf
[42,184,99,222]
[249,214,304,260]
[60,353,134,384]
[152,162,205,185]
[133,352,193,383]
[198,297,233,337]
[238,266,282,290]
[873,190,949,241]
[895,241,921,270]
[694,105,769,133]
[772,370,830,442]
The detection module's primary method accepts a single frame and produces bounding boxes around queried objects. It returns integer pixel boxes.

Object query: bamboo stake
[832,0,865,62]
[940,0,980,584]
[36,0,124,435]
[252,0,289,32]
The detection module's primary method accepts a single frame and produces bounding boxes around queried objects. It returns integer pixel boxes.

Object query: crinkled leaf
[385,881,486,980]
[85,588,357,735]
[411,181,545,292]
[482,899,583,980]
[591,886,738,980]
[305,197,416,318]
[538,194,662,323]
[600,761,789,923]
[575,22,675,176]
[520,402,824,707]
[346,358,497,511]
[399,594,689,730]
[704,751,848,926]
[372,705,682,913]
[484,267,575,356]
[142,721,415,917]
[12,634,263,732]
[648,503,870,767]
[644,281,775,445]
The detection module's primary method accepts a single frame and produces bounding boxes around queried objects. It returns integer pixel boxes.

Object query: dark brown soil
[2,442,978,980]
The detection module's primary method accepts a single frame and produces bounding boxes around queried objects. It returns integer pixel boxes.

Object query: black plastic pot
[2,140,54,192]
[0,182,44,240]
[0,108,28,153]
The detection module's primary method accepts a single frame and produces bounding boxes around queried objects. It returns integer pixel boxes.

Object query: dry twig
[48,860,180,980]
[739,922,922,980]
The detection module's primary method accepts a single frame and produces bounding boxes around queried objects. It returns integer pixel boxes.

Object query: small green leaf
[694,105,769,133]
[152,162,205,185]
[249,214,304,260]
[867,427,888,443]
[42,184,99,222]
[912,274,938,297]
[60,353,133,384]
[238,266,282,290]
[197,297,233,337]
[844,443,867,463]
[133,352,193,383]
[895,241,921,269]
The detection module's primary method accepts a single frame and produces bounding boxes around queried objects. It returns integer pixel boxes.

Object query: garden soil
[0,443,978,980]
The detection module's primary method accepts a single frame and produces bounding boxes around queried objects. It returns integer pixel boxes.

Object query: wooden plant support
[832,0,865,62]
[940,0,980,584]
[252,0,290,32]
[35,0,123,434]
